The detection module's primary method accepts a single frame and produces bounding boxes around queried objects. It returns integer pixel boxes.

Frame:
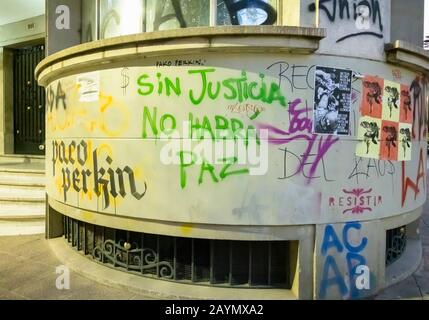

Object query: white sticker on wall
[77,72,99,102]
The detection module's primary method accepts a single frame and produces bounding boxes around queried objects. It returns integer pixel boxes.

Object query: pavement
[0,217,428,300]
[371,161,429,300]
[373,189,429,300]
[0,234,155,300]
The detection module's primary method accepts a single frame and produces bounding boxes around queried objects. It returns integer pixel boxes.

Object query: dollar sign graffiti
[121,67,130,95]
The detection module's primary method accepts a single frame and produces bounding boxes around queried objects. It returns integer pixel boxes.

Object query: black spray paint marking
[308,0,384,43]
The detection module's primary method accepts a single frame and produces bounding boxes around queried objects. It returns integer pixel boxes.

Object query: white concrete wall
[309,0,391,60]
[0,14,45,47]
[38,0,428,300]
[41,50,427,299]
[45,53,426,226]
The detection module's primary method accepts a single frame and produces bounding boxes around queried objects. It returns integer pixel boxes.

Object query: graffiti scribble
[257,98,339,184]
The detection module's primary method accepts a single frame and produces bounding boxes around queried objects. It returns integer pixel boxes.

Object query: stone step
[0,158,46,236]
[0,219,45,236]
[0,201,45,219]
[0,158,45,174]
[0,185,45,202]
[0,154,45,164]
[0,170,45,187]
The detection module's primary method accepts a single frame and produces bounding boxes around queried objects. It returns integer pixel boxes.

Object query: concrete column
[300,0,318,27]
[391,0,425,47]
[46,0,82,55]
[45,195,64,239]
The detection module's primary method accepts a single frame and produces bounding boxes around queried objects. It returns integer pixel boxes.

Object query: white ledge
[385,40,429,74]
[36,26,326,86]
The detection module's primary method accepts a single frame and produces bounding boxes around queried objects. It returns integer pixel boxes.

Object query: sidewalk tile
[0,235,43,254]
[0,288,29,300]
[11,271,76,300]
[414,273,429,296]
[0,262,53,291]
[375,276,422,300]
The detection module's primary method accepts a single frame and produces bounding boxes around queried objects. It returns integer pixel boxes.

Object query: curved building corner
[37,0,429,300]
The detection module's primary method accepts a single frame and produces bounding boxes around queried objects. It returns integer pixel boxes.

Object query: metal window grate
[386,226,407,266]
[63,216,291,289]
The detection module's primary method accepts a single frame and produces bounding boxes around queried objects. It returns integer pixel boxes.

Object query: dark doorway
[13,44,46,155]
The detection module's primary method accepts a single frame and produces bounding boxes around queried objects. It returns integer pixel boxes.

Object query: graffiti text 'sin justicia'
[137,68,287,107]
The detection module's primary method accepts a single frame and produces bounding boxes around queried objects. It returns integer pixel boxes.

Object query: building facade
[33,0,429,299]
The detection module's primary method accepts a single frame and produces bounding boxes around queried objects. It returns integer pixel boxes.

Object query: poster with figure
[398,123,412,161]
[356,116,381,159]
[382,80,400,122]
[361,75,383,118]
[313,66,352,135]
[399,84,413,123]
[380,120,399,161]
[357,75,413,162]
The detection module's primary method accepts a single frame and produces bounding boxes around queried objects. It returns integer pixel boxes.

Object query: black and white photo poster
[313,66,352,135]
